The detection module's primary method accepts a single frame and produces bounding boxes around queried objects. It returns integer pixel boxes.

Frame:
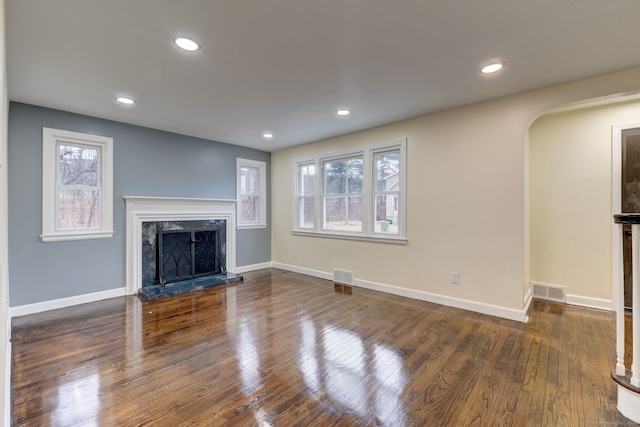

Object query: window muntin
[42,128,114,242]
[294,139,406,241]
[236,158,267,228]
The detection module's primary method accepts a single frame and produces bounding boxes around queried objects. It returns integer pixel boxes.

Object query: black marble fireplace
[137,219,242,301]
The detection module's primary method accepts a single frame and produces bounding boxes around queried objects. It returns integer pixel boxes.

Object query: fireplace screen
[158,228,224,286]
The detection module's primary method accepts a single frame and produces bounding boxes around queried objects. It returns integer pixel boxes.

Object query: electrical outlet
[450,272,459,284]
[293,249,299,258]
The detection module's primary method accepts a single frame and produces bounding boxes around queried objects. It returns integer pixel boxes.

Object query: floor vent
[531,282,566,303]
[333,269,353,285]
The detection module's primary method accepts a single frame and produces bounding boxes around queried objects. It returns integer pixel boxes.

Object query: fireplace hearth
[137,272,242,301]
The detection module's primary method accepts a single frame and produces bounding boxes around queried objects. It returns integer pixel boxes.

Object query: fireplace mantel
[124,196,237,295]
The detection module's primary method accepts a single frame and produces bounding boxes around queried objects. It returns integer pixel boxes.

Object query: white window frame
[41,127,114,242]
[296,162,317,230]
[292,138,407,243]
[322,154,365,233]
[236,158,267,229]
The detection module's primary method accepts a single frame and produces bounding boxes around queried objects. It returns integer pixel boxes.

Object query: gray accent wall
[8,102,271,306]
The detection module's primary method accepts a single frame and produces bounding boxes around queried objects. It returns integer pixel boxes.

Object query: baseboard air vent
[333,269,353,285]
[531,282,566,303]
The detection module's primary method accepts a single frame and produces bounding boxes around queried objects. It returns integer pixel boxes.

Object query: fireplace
[124,197,242,301]
[158,227,225,285]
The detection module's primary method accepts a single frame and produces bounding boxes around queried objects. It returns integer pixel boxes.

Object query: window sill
[237,223,268,230]
[291,229,407,244]
[41,230,115,242]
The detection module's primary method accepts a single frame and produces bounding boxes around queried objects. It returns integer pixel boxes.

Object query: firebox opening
[158,228,225,286]
[138,218,242,301]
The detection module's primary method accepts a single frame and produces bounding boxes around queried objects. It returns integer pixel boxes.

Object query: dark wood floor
[11,268,637,426]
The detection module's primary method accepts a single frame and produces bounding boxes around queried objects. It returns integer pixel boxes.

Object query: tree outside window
[323,157,363,232]
[239,165,259,223]
[374,150,400,234]
[57,143,101,229]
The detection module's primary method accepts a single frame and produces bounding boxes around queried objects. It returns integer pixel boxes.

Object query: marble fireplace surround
[124,196,237,295]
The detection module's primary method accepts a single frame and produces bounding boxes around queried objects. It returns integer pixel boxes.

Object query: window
[296,163,316,229]
[236,158,267,228]
[373,150,400,234]
[293,138,406,241]
[41,127,114,242]
[323,156,363,232]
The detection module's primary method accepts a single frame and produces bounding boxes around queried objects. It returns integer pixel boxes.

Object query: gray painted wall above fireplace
[8,102,271,306]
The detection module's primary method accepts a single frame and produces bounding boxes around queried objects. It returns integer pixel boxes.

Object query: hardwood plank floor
[10,268,637,426]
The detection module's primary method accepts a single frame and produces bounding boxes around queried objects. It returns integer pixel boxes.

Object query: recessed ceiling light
[262,132,274,139]
[116,96,135,105]
[337,109,350,116]
[173,37,200,52]
[481,62,504,74]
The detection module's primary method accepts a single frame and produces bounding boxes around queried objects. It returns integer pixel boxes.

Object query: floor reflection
[297,313,408,424]
[129,279,408,424]
[299,316,320,390]
[237,320,264,394]
[53,368,101,427]
[373,343,407,424]
[323,324,367,413]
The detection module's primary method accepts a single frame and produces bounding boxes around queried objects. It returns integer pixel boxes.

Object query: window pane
[58,144,99,186]
[374,195,399,234]
[347,158,363,193]
[375,151,400,192]
[299,197,315,228]
[240,195,258,222]
[57,189,100,229]
[324,196,362,232]
[299,164,315,196]
[240,166,258,195]
[324,157,363,195]
[324,160,345,194]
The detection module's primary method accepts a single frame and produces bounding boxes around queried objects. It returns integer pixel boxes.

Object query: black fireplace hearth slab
[137,273,243,301]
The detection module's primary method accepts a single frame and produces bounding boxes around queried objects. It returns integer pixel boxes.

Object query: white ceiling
[6,0,640,152]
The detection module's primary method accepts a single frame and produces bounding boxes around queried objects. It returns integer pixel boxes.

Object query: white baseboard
[271,262,333,281]
[274,263,529,323]
[524,287,532,309]
[566,294,614,311]
[523,287,532,320]
[355,277,529,323]
[9,287,127,318]
[234,262,273,274]
[528,280,613,311]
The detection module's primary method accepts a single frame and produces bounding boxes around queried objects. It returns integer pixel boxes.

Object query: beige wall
[273,100,528,310]
[530,100,640,301]
[271,67,640,315]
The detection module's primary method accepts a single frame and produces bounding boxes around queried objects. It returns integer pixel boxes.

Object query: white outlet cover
[451,272,459,284]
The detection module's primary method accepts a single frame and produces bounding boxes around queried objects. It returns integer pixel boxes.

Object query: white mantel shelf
[124,196,238,295]
[124,196,238,205]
